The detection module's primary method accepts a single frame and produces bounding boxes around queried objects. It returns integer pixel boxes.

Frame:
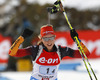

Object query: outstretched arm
[59,42,90,59]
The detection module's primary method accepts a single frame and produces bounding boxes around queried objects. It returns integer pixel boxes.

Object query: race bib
[39,66,57,75]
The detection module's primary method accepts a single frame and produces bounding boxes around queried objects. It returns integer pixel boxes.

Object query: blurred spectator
[23,17,33,29]
[22,17,34,47]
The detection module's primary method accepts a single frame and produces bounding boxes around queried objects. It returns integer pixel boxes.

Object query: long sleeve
[59,46,74,59]
[59,42,90,59]
[13,47,32,57]
[73,42,90,58]
[9,36,38,58]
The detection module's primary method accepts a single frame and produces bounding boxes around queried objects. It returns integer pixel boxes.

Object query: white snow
[0,59,100,80]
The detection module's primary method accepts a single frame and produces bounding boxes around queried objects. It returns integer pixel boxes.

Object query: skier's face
[42,34,55,51]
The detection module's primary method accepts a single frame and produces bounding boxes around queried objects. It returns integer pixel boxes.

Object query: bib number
[39,66,57,75]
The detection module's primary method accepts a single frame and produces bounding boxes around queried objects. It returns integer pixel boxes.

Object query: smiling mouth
[47,44,52,46]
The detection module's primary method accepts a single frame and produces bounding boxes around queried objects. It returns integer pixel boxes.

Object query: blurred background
[0,0,100,80]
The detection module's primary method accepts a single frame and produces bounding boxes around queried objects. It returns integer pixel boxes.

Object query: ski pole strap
[47,0,61,14]
[54,0,65,13]
[52,6,60,14]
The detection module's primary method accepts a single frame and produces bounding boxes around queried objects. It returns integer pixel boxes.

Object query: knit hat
[40,24,55,37]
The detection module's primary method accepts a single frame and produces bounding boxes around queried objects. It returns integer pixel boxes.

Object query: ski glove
[22,28,33,39]
[70,29,79,42]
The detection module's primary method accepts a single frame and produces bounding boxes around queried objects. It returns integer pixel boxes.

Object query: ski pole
[75,36,98,80]
[55,1,98,80]
[57,1,98,79]
[75,36,93,80]
[48,0,98,80]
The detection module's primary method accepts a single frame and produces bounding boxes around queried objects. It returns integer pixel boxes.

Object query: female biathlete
[9,24,90,80]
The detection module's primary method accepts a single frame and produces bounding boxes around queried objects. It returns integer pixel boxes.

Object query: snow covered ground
[0,59,100,80]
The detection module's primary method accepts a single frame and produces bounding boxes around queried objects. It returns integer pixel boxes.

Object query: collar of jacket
[42,43,57,52]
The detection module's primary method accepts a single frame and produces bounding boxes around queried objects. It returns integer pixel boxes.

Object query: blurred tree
[8,0,100,37]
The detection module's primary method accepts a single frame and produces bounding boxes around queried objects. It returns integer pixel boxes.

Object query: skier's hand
[70,29,79,41]
[22,28,33,39]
